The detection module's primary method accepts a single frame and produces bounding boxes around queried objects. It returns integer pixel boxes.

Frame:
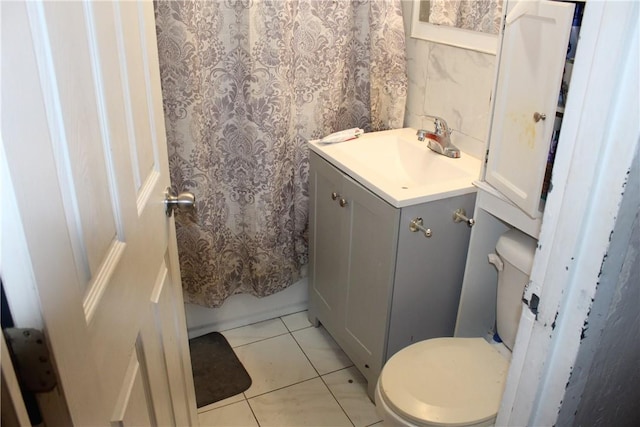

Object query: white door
[1,1,198,425]
[485,0,574,218]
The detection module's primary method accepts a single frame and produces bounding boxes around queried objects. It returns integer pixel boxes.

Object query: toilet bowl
[375,229,537,426]
[375,338,509,427]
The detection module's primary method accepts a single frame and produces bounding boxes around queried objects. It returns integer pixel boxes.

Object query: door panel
[112,350,154,427]
[153,255,192,427]
[116,1,159,194]
[486,1,574,217]
[138,332,174,426]
[308,153,348,329]
[342,175,399,374]
[1,1,197,425]
[39,2,119,285]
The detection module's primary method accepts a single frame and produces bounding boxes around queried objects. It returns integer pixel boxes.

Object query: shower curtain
[154,0,407,308]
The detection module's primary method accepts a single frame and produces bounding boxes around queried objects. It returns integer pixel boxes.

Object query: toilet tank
[494,229,538,351]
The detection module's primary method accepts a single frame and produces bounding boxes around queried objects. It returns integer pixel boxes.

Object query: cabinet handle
[453,208,475,227]
[533,112,546,122]
[330,192,348,207]
[409,217,432,238]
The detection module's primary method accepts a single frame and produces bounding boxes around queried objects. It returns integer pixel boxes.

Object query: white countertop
[308,128,482,208]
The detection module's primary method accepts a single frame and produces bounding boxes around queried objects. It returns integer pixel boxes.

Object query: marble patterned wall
[401,1,496,160]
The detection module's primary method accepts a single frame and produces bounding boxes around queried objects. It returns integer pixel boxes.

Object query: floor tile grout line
[228,327,321,403]
[289,326,355,376]
[244,397,261,427]
[242,326,346,399]
[195,371,379,422]
[196,394,248,414]
[281,311,314,331]
[289,328,323,378]
[281,310,313,323]
[319,368,383,427]
[225,317,312,347]
[219,310,312,336]
[319,363,356,376]
[228,330,291,349]
[221,313,313,347]
[197,397,262,427]
[285,309,311,317]
[244,375,321,401]
[220,316,287,334]
[283,323,314,334]
[318,373,357,427]
[290,329,360,426]
[198,376,379,424]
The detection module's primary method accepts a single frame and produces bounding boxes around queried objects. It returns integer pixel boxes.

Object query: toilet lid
[379,338,509,426]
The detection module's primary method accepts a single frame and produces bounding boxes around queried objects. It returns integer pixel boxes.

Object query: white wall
[401,1,496,160]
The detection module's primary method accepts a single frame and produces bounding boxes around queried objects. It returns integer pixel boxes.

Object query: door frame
[497,1,639,425]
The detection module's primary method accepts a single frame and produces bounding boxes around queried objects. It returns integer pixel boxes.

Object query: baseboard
[185,278,308,339]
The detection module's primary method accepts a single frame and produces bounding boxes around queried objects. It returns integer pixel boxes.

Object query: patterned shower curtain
[154,0,407,308]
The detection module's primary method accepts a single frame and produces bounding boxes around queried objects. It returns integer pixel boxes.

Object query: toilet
[375,229,537,427]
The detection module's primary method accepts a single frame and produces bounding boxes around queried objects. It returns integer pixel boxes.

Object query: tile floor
[197,311,383,427]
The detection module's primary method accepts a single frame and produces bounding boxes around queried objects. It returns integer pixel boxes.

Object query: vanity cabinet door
[341,175,399,384]
[485,1,574,218]
[308,153,350,334]
[308,152,400,394]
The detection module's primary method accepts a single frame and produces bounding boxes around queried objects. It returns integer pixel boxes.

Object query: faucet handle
[420,114,450,136]
[433,117,450,136]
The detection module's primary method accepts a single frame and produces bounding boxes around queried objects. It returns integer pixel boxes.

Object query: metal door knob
[339,198,348,208]
[164,187,195,217]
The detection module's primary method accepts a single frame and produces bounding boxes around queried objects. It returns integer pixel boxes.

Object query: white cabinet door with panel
[308,152,399,393]
[485,0,574,218]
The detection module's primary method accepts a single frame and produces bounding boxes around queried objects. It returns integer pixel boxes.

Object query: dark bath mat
[189,332,252,408]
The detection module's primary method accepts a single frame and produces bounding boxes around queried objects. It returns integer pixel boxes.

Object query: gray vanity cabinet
[385,194,477,359]
[308,152,400,391]
[308,151,476,399]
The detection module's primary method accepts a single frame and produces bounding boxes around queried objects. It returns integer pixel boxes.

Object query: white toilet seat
[377,337,509,426]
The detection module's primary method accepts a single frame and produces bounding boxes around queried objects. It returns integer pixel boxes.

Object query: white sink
[308,128,481,208]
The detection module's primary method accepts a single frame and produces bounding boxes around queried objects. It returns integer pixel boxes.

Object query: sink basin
[308,128,481,208]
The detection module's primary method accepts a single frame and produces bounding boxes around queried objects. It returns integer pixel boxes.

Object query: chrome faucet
[416,116,461,159]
